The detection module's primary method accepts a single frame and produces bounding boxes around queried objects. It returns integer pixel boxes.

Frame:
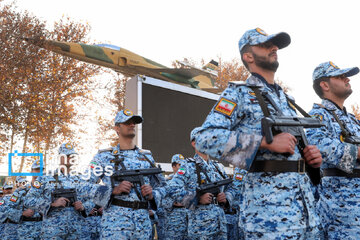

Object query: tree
[216,58,249,89]
[0,2,102,172]
[352,104,360,120]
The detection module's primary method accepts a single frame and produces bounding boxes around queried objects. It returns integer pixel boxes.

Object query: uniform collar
[322,98,348,115]
[248,73,282,96]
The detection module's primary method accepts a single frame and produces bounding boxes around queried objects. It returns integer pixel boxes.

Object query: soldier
[25,143,96,239]
[193,28,323,239]
[88,109,166,239]
[2,176,32,240]
[161,154,189,240]
[307,61,360,239]
[167,128,235,240]
[0,181,18,240]
[18,160,44,240]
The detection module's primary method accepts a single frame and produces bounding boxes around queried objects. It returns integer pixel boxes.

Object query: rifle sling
[113,154,143,201]
[249,86,270,117]
[195,161,211,186]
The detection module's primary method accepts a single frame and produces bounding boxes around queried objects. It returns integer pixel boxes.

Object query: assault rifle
[261,115,325,185]
[111,167,164,188]
[51,188,77,207]
[196,178,233,202]
[261,116,325,151]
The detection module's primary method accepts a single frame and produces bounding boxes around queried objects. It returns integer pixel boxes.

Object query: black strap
[249,160,306,173]
[111,198,148,209]
[113,154,143,201]
[285,95,311,117]
[323,168,360,178]
[329,110,351,138]
[212,162,227,180]
[195,161,211,185]
[250,86,271,117]
[54,174,62,189]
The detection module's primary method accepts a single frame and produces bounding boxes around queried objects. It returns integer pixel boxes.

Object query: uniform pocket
[245,173,297,206]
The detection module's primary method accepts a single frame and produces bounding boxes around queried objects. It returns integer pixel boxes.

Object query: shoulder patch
[98,147,113,154]
[235,173,244,181]
[0,199,4,205]
[214,97,237,117]
[10,195,18,202]
[177,167,186,175]
[33,180,41,189]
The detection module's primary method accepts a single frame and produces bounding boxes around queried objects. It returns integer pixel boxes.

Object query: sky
[2,0,360,174]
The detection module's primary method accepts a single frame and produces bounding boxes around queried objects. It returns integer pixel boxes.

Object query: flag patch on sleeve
[214,98,237,117]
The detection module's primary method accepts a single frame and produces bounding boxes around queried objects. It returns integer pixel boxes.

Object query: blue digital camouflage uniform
[0,181,19,240]
[88,144,166,240]
[9,176,42,240]
[226,167,247,240]
[82,200,102,240]
[307,61,360,239]
[16,159,43,240]
[0,194,17,240]
[167,154,233,240]
[161,154,189,240]
[24,170,97,239]
[194,74,322,239]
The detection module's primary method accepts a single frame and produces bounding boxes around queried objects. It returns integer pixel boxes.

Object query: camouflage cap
[31,159,41,169]
[238,27,291,53]
[171,154,185,164]
[312,61,359,81]
[58,143,77,155]
[3,181,13,189]
[190,127,202,142]
[114,109,143,125]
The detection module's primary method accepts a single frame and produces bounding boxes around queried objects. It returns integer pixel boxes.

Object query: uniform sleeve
[307,108,358,173]
[195,84,263,169]
[24,177,52,216]
[6,189,26,222]
[166,163,197,208]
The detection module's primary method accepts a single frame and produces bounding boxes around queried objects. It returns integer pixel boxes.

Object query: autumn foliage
[0,2,102,171]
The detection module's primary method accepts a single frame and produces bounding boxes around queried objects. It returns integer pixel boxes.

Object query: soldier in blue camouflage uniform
[225,167,247,240]
[0,181,17,240]
[88,109,166,240]
[25,143,97,239]
[0,188,3,239]
[161,154,189,240]
[307,61,360,239]
[194,28,324,239]
[17,160,46,240]
[167,128,235,240]
[3,176,32,240]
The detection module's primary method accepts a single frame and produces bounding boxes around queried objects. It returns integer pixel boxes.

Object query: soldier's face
[172,163,181,174]
[328,75,352,99]
[3,189,13,195]
[116,119,136,139]
[250,42,279,72]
